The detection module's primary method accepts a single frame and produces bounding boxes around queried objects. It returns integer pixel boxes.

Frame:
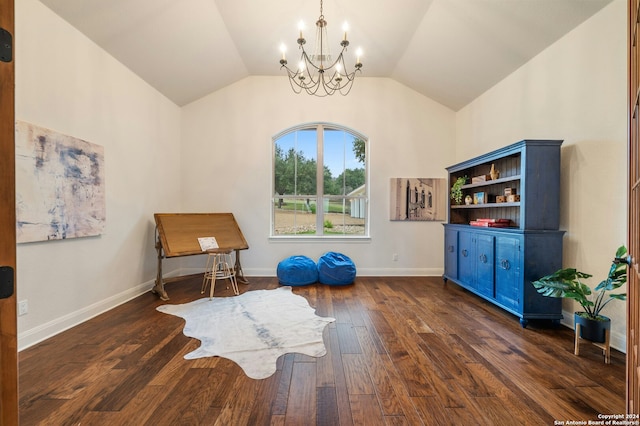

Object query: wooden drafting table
[153,213,249,300]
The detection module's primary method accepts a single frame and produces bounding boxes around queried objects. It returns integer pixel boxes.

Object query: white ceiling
[39,0,614,111]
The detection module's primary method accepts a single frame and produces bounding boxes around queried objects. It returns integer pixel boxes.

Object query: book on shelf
[471,175,491,183]
[475,218,510,223]
[469,220,511,228]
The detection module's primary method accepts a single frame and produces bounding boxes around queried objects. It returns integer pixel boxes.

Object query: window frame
[270,122,370,240]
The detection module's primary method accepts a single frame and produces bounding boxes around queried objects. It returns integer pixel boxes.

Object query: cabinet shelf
[462,175,521,190]
[451,202,520,209]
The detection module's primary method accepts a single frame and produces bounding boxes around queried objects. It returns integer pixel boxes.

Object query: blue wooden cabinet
[443,140,564,327]
[476,233,495,298]
[444,228,458,281]
[494,234,521,311]
[456,230,494,297]
[458,231,477,290]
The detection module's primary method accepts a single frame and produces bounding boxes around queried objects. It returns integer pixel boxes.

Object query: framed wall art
[15,121,106,243]
[389,177,447,221]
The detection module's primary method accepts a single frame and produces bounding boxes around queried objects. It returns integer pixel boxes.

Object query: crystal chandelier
[279,0,363,97]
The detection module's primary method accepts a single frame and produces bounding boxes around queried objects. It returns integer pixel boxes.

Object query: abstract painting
[390,177,447,221]
[15,121,105,243]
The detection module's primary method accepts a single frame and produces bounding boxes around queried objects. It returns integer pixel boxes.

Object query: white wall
[15,0,183,349]
[456,0,628,350]
[180,76,456,276]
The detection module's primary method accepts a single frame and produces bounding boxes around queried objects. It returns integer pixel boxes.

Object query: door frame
[0,0,18,423]
[627,0,640,414]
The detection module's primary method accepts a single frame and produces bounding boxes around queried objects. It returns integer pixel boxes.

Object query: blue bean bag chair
[277,255,318,286]
[317,252,356,285]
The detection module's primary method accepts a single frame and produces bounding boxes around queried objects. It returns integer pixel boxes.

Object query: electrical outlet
[392,253,399,261]
[18,299,28,316]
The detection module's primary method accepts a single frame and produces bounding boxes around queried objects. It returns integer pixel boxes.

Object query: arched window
[272,123,368,238]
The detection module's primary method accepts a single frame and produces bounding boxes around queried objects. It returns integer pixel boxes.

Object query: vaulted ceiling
[39,0,614,110]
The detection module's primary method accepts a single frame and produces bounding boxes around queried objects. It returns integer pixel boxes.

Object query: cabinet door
[444,228,458,280]
[476,234,495,298]
[495,235,521,311]
[458,231,476,289]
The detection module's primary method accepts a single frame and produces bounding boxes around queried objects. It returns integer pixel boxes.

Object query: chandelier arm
[326,45,350,70]
[318,72,336,96]
[299,50,326,74]
[287,77,303,94]
[339,80,355,95]
[281,63,317,93]
[281,64,302,83]
[284,57,361,94]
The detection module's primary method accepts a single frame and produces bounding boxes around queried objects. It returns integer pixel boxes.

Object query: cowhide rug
[156,286,335,379]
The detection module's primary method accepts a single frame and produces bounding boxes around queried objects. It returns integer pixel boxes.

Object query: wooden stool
[201,249,239,298]
[574,323,610,364]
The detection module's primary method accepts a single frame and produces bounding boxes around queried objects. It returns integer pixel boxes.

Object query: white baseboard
[240,267,445,277]
[17,270,182,351]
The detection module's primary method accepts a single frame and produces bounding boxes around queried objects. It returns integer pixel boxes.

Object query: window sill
[269,235,371,243]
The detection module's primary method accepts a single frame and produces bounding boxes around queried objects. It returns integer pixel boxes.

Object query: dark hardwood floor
[18,276,625,425]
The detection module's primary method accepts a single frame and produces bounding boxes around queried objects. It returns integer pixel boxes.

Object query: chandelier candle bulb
[342,22,348,41]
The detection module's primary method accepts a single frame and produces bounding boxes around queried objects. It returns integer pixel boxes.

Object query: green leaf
[532,246,627,315]
[609,293,627,301]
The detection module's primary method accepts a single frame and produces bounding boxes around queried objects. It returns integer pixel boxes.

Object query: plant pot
[574,312,611,343]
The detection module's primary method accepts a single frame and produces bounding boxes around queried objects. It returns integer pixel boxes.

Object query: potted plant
[532,246,628,343]
[450,176,467,205]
